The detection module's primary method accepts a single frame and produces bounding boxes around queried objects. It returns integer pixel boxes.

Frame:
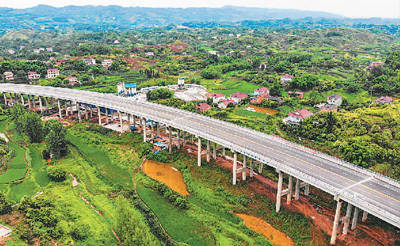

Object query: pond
[142,160,189,196]
[235,213,294,246]
[248,105,279,115]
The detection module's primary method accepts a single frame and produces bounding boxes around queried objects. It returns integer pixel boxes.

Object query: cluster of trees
[146,88,174,101]
[10,104,68,159]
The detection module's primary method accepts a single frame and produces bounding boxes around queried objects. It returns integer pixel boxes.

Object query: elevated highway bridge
[1,84,399,244]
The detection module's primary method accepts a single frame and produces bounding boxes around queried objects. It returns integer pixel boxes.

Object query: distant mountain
[0,5,397,33]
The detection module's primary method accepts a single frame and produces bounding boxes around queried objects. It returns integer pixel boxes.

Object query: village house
[327,94,343,106]
[46,47,53,52]
[319,103,338,113]
[284,109,314,124]
[33,49,41,54]
[46,68,59,79]
[367,61,383,70]
[211,93,226,104]
[196,103,211,113]
[254,87,270,97]
[3,72,14,81]
[28,72,41,80]
[114,40,120,44]
[281,74,294,86]
[375,96,393,104]
[288,91,304,99]
[101,59,113,68]
[230,92,248,104]
[65,76,79,86]
[83,58,96,66]
[7,49,15,55]
[218,99,236,109]
[145,52,154,57]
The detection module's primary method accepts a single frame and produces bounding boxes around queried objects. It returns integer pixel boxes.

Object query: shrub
[47,166,67,182]
[0,192,12,214]
[70,223,90,241]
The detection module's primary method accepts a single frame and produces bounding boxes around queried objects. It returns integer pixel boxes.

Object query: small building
[101,59,113,68]
[230,92,248,103]
[7,49,15,55]
[284,109,314,124]
[218,99,236,109]
[327,94,343,106]
[28,72,41,80]
[281,74,294,86]
[46,47,53,52]
[46,69,59,79]
[83,58,96,66]
[367,61,383,70]
[117,82,137,96]
[288,91,304,99]
[3,72,13,81]
[254,87,270,96]
[375,96,393,104]
[66,76,79,86]
[145,52,154,57]
[114,40,120,44]
[319,103,338,113]
[178,77,185,89]
[33,49,41,54]
[196,103,211,113]
[211,93,226,104]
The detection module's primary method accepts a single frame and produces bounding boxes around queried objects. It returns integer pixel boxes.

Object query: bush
[0,192,12,214]
[46,166,67,182]
[70,223,90,241]
[42,150,50,160]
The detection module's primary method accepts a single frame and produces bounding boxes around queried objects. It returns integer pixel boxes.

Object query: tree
[47,166,67,182]
[0,192,11,214]
[146,88,174,101]
[116,197,158,246]
[20,112,43,143]
[44,120,68,159]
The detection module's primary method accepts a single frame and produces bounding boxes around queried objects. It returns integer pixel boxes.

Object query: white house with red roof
[28,72,40,80]
[83,58,96,66]
[218,99,236,109]
[211,93,226,104]
[3,72,13,81]
[101,59,113,68]
[230,92,248,103]
[65,76,79,86]
[280,74,294,86]
[284,109,314,124]
[254,87,270,97]
[375,96,393,104]
[46,69,59,79]
[196,103,212,113]
[367,61,383,70]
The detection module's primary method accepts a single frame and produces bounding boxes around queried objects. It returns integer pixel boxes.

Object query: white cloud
[1,0,399,18]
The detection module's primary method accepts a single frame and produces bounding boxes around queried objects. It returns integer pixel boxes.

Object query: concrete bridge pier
[197,137,201,166]
[304,184,310,196]
[222,147,225,156]
[156,122,160,136]
[206,140,210,162]
[258,162,263,173]
[39,96,43,113]
[2,93,6,106]
[77,102,82,123]
[351,207,359,230]
[177,129,181,149]
[143,118,147,142]
[27,95,31,108]
[168,126,172,153]
[118,111,122,131]
[343,203,353,235]
[242,155,247,181]
[249,158,254,178]
[287,176,293,204]
[57,100,62,119]
[362,211,368,222]
[232,151,237,185]
[44,97,49,109]
[294,178,300,200]
[97,107,102,125]
[330,197,343,245]
[276,170,283,212]
[20,94,24,105]
[213,142,216,159]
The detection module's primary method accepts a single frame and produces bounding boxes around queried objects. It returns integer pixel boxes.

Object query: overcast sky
[0,0,399,18]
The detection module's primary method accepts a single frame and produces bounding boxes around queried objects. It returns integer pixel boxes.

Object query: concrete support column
[45,97,49,109]
[222,147,225,156]
[343,203,353,235]
[182,131,186,147]
[233,151,237,185]
[20,94,24,105]
[206,140,210,162]
[3,94,6,106]
[57,100,62,118]
[150,121,154,140]
[287,176,293,205]
[294,178,300,200]
[119,112,123,131]
[249,158,254,178]
[242,155,247,181]
[330,198,343,245]
[77,103,82,123]
[97,107,101,125]
[258,162,263,173]
[213,142,216,159]
[276,170,283,212]
[362,211,368,222]
[90,106,93,118]
[133,116,137,128]
[304,184,310,196]
[351,207,359,230]
[177,129,181,149]
[85,105,89,120]
[27,96,31,108]
[197,137,201,167]
[168,126,172,153]
[143,118,147,142]
[39,96,43,113]
[156,123,160,136]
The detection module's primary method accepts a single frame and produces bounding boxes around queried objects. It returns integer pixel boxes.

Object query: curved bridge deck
[1,83,399,229]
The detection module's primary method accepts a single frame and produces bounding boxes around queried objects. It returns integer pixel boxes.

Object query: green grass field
[201,79,259,96]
